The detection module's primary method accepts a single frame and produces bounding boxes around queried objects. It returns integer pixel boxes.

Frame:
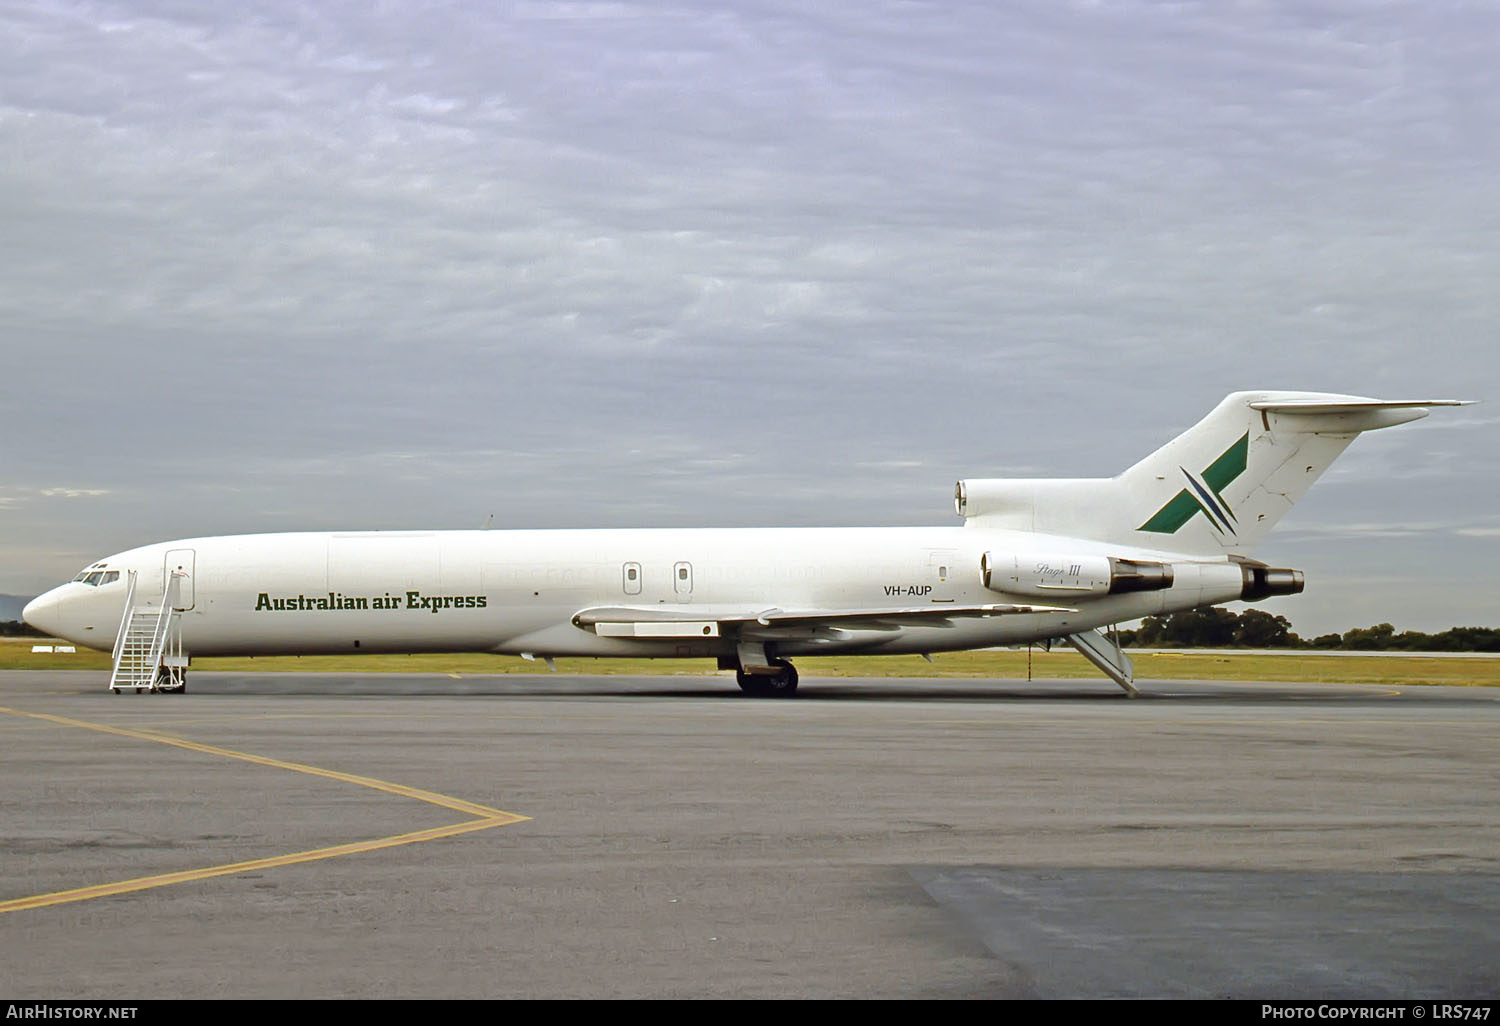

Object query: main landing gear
[735,658,798,698]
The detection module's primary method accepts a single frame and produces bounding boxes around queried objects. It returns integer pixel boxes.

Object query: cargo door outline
[927,549,958,603]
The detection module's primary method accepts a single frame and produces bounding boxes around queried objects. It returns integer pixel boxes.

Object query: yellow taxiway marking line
[0,818,508,914]
[0,705,529,914]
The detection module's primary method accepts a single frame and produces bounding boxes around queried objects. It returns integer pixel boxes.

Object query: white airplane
[23,390,1470,696]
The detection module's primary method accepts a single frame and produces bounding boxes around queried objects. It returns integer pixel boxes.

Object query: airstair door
[164,549,196,610]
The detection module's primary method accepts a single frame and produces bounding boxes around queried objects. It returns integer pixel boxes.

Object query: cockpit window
[73,564,109,584]
[101,571,120,585]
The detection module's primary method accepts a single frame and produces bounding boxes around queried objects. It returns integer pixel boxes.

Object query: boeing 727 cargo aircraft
[23,391,1470,696]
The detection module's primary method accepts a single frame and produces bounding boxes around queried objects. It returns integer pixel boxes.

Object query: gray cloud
[3,0,1496,634]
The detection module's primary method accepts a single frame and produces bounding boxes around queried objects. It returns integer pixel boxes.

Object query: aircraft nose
[22,591,63,638]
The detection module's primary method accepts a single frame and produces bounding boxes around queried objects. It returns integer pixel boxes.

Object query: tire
[736,667,771,696]
[767,659,799,697]
[155,667,187,694]
[736,661,798,697]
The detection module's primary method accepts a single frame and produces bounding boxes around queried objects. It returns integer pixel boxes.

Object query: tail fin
[957,391,1471,556]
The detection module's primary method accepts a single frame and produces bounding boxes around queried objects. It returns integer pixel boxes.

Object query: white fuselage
[25,391,1464,686]
[24,528,1246,660]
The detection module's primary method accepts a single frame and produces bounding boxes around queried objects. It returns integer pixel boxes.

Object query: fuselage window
[622,562,642,595]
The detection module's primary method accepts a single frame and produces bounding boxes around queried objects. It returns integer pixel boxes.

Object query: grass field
[5,637,1498,686]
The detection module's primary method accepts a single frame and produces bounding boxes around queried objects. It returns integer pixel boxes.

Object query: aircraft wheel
[736,667,770,696]
[768,659,799,696]
[155,668,187,694]
[735,661,798,697]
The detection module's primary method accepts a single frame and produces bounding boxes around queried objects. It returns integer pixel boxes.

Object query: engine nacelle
[981,553,1175,598]
[1240,564,1305,601]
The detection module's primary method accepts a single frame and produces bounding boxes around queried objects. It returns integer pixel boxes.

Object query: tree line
[6,611,1499,651]
[1119,608,1500,652]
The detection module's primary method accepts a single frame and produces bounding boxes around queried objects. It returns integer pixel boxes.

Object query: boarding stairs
[109,570,188,694]
[1064,625,1137,697]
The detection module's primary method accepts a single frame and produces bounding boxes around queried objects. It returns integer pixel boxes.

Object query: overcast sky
[2,0,1495,635]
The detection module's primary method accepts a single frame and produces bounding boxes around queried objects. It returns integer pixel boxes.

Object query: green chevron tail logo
[1138,432,1249,536]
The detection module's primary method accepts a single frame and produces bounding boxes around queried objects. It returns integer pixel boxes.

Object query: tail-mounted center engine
[1239,563,1305,601]
[981,553,1175,598]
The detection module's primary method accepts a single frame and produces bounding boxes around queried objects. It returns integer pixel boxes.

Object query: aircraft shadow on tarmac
[157,674,1438,705]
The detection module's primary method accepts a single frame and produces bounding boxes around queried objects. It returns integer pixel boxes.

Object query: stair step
[109,597,184,693]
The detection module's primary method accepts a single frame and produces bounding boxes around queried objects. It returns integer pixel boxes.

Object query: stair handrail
[110,569,138,666]
[109,572,184,691]
[148,574,184,668]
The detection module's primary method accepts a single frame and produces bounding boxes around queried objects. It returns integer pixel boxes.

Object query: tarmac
[1,670,1497,999]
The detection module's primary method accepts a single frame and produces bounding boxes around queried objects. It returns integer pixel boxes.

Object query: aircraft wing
[572,602,1071,638]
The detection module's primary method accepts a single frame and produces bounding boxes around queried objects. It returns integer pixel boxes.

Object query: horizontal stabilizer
[1247,398,1472,413]
[1245,397,1473,433]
